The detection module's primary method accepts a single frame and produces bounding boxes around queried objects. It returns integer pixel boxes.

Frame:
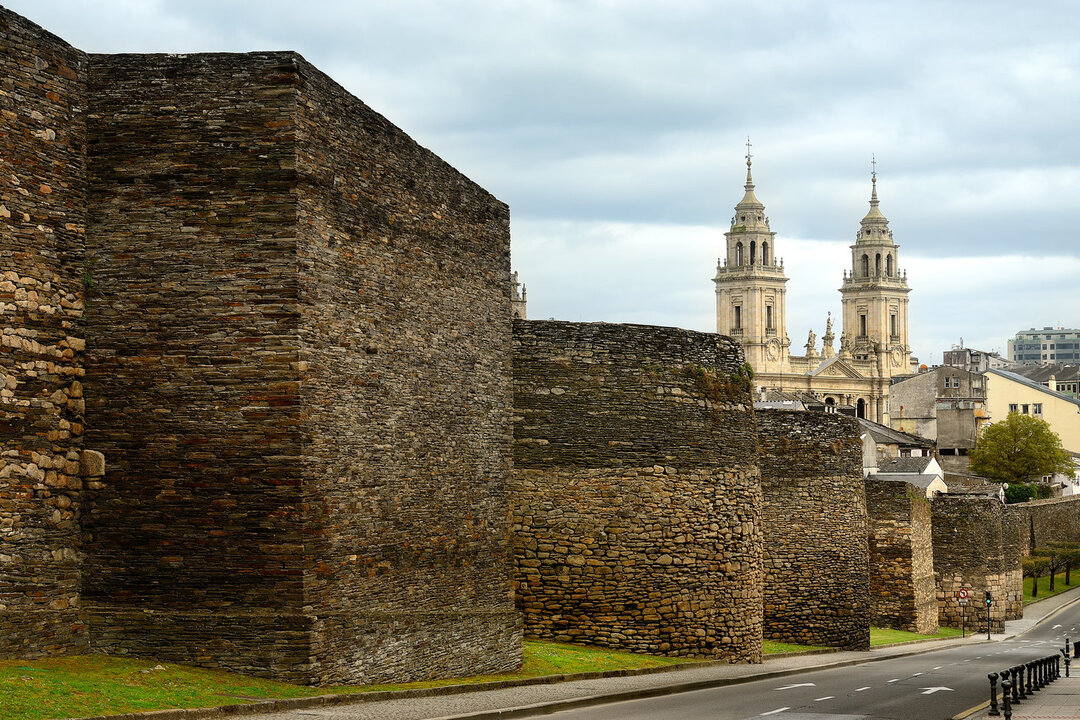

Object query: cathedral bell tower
[714,143,790,373]
[839,164,911,377]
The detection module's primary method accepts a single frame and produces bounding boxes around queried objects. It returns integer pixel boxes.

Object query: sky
[7,0,1079,365]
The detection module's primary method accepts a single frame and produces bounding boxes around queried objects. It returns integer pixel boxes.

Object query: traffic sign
[958,588,969,600]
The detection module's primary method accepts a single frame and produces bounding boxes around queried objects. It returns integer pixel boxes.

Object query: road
[520,607,1079,720]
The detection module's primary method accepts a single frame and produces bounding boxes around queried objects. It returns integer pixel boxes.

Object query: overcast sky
[9,0,1079,365]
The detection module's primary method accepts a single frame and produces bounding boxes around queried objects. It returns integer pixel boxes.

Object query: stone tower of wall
[1,6,519,683]
[0,8,91,658]
[932,496,1022,634]
[511,320,763,662]
[756,409,870,650]
[866,478,938,634]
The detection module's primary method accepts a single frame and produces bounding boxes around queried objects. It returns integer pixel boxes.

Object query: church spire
[737,136,763,210]
[858,155,890,240]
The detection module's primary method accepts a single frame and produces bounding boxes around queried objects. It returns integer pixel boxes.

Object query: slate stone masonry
[1,6,519,684]
[932,496,1023,634]
[757,409,870,650]
[0,7,90,659]
[866,478,938,634]
[511,320,763,662]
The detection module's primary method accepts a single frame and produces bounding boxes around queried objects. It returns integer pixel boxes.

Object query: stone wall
[292,58,519,685]
[511,320,763,662]
[932,496,1023,633]
[1006,496,1080,556]
[757,410,870,650]
[0,5,521,682]
[866,478,938,634]
[0,7,90,659]
[80,51,313,681]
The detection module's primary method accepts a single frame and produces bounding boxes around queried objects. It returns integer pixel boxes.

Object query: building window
[1033,403,1042,414]
[859,314,867,336]
[766,305,773,330]
[733,305,742,329]
[1022,404,1030,414]
[1009,403,1018,412]
[890,314,897,338]
[750,241,757,265]
[735,242,744,266]
[861,254,869,276]
[762,241,769,265]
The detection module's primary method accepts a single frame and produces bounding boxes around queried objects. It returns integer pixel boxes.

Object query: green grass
[0,627,974,720]
[1024,570,1080,605]
[870,626,963,646]
[0,655,322,720]
[0,641,692,720]
[762,639,827,654]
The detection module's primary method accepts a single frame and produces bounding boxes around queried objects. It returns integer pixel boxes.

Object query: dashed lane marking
[760,708,789,716]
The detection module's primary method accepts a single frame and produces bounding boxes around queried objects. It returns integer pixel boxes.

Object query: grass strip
[1,627,970,720]
[1024,571,1080,605]
[870,626,963,646]
[0,641,690,720]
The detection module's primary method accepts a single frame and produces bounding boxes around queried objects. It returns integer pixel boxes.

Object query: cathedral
[713,149,914,423]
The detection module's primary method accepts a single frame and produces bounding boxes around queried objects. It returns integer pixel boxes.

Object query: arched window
[875,253,881,276]
[735,243,744,266]
[750,241,757,265]
[856,398,866,419]
[861,254,870,276]
[886,254,893,276]
[762,241,769,265]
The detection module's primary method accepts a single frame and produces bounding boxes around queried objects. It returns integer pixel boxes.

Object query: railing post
[1066,653,1072,678]
[1013,666,1024,704]
[1026,661,1036,694]
[1001,674,1013,720]
[987,671,1001,716]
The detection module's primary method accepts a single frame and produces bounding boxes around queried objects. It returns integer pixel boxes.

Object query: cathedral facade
[713,152,914,424]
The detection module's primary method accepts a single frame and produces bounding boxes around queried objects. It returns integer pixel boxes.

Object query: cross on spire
[746,136,753,166]
[871,154,877,181]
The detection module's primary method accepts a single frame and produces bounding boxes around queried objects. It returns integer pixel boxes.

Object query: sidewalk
[964,585,1080,720]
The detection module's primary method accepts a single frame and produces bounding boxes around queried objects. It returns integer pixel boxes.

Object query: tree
[969,412,1075,486]
[1049,542,1080,586]
[1033,547,1066,592]
[1023,555,1051,598]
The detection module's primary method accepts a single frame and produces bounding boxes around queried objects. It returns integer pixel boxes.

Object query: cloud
[7,0,1078,352]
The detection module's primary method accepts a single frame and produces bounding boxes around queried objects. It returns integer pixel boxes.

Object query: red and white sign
[958,588,969,600]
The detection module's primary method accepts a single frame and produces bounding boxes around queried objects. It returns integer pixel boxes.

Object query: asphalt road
[520,607,1080,720]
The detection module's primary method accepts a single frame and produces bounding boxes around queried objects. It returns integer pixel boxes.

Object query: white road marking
[1054,624,1062,629]
[775,683,815,690]
[920,686,954,695]
[888,678,900,683]
[814,696,834,701]
[855,686,871,692]
[912,672,923,676]
[932,666,942,670]
[760,709,789,716]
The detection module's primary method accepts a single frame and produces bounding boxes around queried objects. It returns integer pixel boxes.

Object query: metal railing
[987,645,1067,718]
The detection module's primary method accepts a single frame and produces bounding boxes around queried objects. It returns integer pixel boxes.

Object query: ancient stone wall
[0,7,90,658]
[80,51,311,681]
[866,478,938,634]
[292,58,519,685]
[512,320,763,662]
[1006,496,1080,556]
[757,410,870,650]
[931,496,1023,633]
